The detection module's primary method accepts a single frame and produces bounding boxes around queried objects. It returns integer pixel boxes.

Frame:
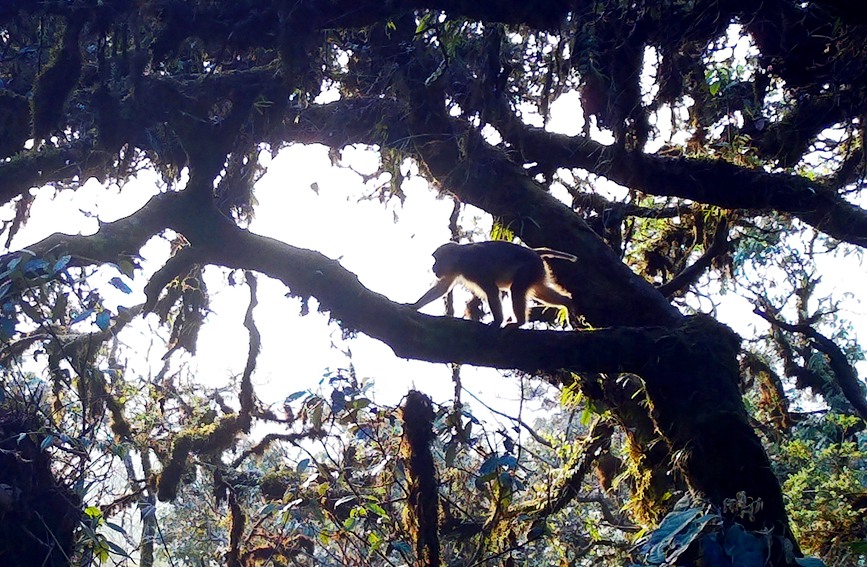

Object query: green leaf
[117,260,136,278]
[415,13,432,34]
[366,503,388,518]
[368,531,382,548]
[84,506,103,519]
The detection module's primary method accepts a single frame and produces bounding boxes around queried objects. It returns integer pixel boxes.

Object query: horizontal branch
[20,189,684,375]
[496,120,867,247]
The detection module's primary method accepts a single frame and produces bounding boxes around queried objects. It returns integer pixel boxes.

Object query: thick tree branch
[493,117,867,247]
[16,190,699,374]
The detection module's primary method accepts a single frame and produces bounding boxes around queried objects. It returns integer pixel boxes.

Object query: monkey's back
[456,241,546,288]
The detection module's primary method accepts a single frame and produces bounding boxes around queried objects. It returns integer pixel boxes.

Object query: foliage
[776,413,867,564]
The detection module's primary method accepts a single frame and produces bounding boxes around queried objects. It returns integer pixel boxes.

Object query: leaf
[117,260,136,278]
[390,540,412,554]
[311,402,323,429]
[108,277,132,294]
[40,434,55,451]
[347,398,371,410]
[0,281,11,301]
[367,531,382,548]
[285,391,306,403]
[53,255,71,273]
[723,524,767,567]
[640,508,702,563]
[343,516,358,530]
[84,506,102,519]
[105,540,131,558]
[365,503,388,518]
[335,495,355,507]
[70,309,94,325]
[24,258,49,274]
[96,310,111,331]
[51,293,68,322]
[478,454,499,478]
[0,317,15,339]
[415,13,433,34]
[499,455,518,470]
[445,441,457,467]
[104,521,127,534]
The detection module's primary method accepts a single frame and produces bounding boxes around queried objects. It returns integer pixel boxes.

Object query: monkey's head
[431,242,461,278]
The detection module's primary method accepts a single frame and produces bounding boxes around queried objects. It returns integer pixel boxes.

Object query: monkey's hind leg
[532,284,573,321]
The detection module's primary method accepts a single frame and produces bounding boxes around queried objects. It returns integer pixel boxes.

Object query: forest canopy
[1,1,866,566]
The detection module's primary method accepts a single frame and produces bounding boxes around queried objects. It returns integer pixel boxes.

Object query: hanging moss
[400,390,441,566]
[31,17,83,140]
[156,413,244,501]
[0,92,30,158]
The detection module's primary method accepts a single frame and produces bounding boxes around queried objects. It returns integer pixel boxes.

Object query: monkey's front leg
[480,285,505,327]
[410,276,455,310]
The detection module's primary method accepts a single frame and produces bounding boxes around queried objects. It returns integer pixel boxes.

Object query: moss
[157,414,244,501]
[0,92,30,158]
[31,18,83,140]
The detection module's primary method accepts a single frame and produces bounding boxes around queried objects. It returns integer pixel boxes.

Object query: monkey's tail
[534,248,577,262]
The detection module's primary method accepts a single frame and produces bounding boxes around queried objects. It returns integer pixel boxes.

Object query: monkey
[411,241,576,327]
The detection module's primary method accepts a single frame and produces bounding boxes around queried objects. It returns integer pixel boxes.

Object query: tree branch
[754,307,867,420]
[657,218,729,298]
[492,116,867,247]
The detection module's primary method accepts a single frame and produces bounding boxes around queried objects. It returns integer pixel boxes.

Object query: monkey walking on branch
[411,241,576,327]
